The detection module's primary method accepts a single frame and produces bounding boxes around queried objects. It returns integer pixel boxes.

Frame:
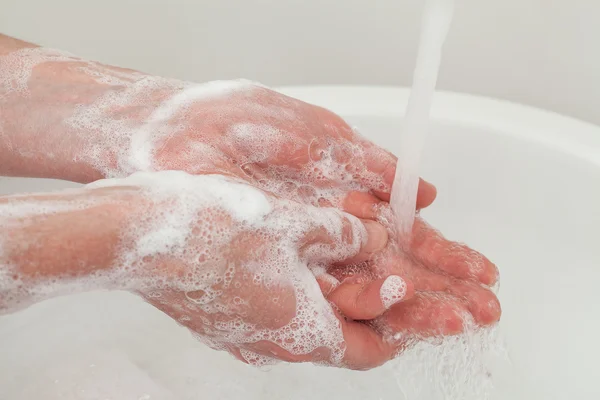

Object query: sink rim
[277,85,600,168]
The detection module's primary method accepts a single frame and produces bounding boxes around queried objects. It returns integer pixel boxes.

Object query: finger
[313,267,341,296]
[377,177,437,209]
[341,188,438,220]
[377,293,466,338]
[395,259,501,326]
[416,179,437,209]
[412,275,501,327]
[328,275,414,320]
[410,217,499,286]
[299,209,388,264]
[343,220,389,264]
[358,143,437,207]
[446,281,502,325]
[342,191,382,219]
[341,318,397,370]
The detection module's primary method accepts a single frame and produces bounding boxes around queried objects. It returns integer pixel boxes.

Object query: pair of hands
[0,39,499,370]
[86,81,500,370]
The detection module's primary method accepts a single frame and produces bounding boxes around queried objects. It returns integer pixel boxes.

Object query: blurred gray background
[1,0,598,125]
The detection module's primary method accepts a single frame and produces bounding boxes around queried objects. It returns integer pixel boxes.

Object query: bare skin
[0,34,500,370]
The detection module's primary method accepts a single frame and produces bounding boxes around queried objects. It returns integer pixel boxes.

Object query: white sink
[1,86,599,399]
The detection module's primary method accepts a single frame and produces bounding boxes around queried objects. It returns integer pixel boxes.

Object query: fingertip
[480,260,500,287]
[361,220,388,255]
[341,320,395,370]
[410,218,499,287]
[363,148,395,201]
[443,279,502,327]
[315,270,341,297]
[416,178,437,209]
[373,190,391,202]
[339,218,387,265]
[358,142,436,210]
[478,295,502,325]
[342,191,382,219]
[300,210,386,265]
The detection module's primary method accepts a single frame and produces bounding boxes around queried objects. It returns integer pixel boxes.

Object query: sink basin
[1,86,599,399]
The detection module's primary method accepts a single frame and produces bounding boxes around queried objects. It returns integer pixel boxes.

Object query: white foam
[127,80,256,171]
[239,348,280,367]
[89,170,272,224]
[0,47,77,96]
[148,80,255,123]
[379,275,408,309]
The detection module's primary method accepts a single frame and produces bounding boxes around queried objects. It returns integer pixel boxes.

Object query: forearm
[0,34,179,183]
[0,187,140,312]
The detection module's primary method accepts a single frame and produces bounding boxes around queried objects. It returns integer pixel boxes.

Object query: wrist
[0,43,180,183]
[0,187,143,311]
[0,49,107,182]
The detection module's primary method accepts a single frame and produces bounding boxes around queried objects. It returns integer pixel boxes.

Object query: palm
[326,216,500,342]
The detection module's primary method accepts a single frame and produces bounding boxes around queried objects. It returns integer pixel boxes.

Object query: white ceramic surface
[1,87,599,399]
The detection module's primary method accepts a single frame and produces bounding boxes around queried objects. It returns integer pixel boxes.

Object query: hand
[324,212,501,346]
[0,40,435,227]
[64,76,437,213]
[135,81,437,210]
[87,171,413,370]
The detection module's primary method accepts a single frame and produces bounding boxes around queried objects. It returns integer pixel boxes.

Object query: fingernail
[380,275,408,309]
[362,220,388,254]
